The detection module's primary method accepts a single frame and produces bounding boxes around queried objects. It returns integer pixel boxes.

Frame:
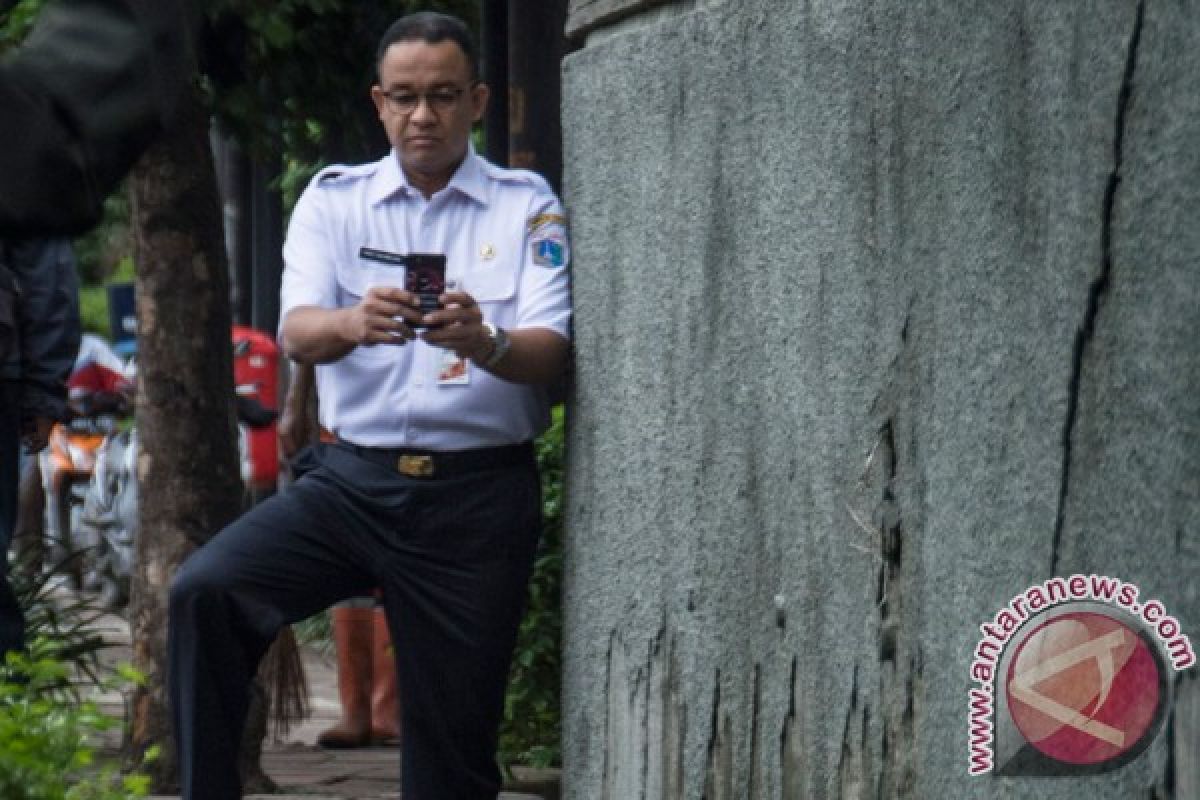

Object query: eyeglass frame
[377,82,481,115]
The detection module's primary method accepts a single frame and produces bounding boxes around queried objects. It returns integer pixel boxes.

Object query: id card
[438,350,469,385]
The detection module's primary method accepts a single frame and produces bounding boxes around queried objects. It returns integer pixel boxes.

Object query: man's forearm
[283,305,570,385]
[279,306,357,364]
[474,328,570,386]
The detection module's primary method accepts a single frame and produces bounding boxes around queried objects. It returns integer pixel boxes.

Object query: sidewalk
[85,612,556,800]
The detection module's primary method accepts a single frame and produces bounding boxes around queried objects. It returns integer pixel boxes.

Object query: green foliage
[204,0,479,167]
[9,552,120,692]
[280,157,324,217]
[291,608,333,655]
[499,405,565,770]
[78,286,111,338]
[73,192,134,286]
[76,257,135,338]
[0,638,154,799]
[0,0,44,53]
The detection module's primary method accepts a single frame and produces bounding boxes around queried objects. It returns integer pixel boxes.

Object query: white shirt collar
[369,145,489,207]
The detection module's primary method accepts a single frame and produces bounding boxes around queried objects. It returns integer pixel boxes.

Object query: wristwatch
[479,322,511,369]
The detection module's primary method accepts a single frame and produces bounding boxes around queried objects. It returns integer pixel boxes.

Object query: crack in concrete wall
[1051,0,1145,576]
[702,670,734,800]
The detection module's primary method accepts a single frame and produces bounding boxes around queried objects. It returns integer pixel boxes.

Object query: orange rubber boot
[370,608,401,744]
[316,607,374,748]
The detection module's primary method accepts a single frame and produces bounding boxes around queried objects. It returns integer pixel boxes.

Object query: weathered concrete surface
[561,1,1199,798]
[566,0,674,38]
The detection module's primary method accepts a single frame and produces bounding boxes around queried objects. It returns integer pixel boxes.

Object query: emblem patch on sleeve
[532,235,566,268]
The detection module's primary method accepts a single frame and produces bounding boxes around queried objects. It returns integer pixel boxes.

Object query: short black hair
[375,12,479,82]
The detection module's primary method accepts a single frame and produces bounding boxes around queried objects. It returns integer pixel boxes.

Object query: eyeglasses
[380,86,469,115]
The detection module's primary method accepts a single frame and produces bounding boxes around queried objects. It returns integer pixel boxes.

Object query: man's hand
[281,289,424,364]
[21,416,54,453]
[420,290,491,360]
[343,287,424,346]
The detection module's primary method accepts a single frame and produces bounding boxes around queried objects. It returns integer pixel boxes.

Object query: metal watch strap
[480,322,510,369]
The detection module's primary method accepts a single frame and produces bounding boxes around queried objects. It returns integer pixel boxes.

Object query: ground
[84,611,556,800]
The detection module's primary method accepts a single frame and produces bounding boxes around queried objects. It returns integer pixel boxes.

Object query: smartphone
[405,253,447,327]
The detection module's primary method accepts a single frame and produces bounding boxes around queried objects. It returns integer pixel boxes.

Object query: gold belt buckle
[397,454,435,478]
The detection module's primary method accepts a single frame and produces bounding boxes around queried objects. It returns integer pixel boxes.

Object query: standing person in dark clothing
[0,238,80,657]
[169,11,571,799]
[0,0,199,236]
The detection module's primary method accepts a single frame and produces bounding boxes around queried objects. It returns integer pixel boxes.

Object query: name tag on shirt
[359,246,408,265]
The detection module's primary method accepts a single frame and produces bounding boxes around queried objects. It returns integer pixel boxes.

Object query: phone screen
[405,253,447,322]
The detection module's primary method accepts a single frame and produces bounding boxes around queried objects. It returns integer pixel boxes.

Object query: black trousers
[0,382,23,658]
[168,442,541,800]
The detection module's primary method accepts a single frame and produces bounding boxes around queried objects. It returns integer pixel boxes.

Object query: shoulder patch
[531,231,567,268]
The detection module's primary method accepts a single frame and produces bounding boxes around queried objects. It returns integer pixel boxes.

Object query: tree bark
[125,84,272,793]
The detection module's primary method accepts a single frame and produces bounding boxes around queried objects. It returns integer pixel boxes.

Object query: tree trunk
[125,84,272,793]
[562,1,1199,798]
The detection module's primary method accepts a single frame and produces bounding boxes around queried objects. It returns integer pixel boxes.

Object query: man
[0,0,198,235]
[0,238,80,657]
[168,12,571,800]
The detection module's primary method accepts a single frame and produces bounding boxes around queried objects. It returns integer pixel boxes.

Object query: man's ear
[470,82,490,123]
[370,85,387,120]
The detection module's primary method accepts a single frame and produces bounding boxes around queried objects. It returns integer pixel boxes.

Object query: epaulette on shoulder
[482,160,549,190]
[314,162,375,188]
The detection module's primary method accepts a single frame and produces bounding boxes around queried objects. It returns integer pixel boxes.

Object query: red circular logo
[1005,611,1163,766]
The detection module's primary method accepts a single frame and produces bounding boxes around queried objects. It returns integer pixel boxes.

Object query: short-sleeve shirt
[280,147,571,450]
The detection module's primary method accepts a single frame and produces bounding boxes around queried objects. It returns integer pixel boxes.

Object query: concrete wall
[561,1,1199,797]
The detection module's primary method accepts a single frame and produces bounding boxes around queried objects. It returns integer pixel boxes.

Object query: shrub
[498,405,564,770]
[0,637,154,799]
[9,552,113,690]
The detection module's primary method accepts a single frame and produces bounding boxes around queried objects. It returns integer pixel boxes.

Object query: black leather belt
[336,440,533,479]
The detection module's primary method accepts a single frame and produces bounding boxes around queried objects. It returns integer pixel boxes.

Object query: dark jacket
[0,0,199,236]
[0,238,81,423]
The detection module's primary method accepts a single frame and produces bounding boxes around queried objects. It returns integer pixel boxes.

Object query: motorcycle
[40,394,127,590]
[77,387,278,608]
[76,424,138,608]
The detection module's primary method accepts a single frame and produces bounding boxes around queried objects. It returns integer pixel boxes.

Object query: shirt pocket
[461,257,518,307]
[335,258,401,304]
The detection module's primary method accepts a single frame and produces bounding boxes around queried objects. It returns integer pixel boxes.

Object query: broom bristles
[257,625,309,740]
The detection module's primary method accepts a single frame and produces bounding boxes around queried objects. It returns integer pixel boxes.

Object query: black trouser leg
[377,461,541,800]
[0,382,25,659]
[169,443,541,800]
[168,473,374,800]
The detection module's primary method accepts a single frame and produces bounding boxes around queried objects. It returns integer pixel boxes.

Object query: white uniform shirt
[280,147,571,450]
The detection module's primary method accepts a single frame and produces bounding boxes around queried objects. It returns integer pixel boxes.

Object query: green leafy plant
[499,405,564,770]
[291,607,333,655]
[9,554,116,692]
[0,0,44,53]
[0,638,155,799]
